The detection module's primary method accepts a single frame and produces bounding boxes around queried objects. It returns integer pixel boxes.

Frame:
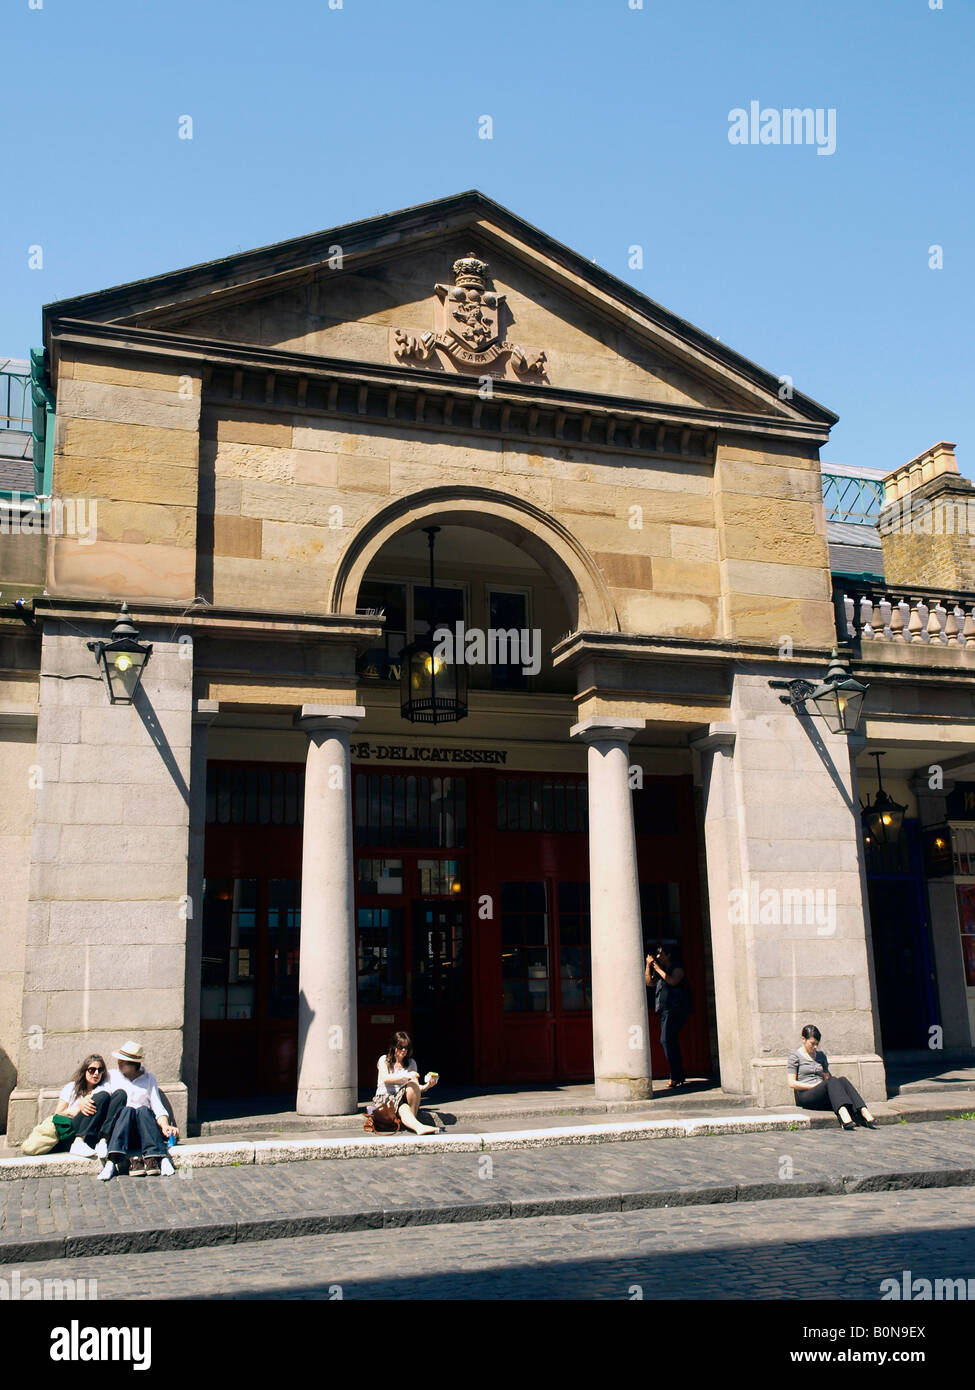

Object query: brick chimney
[879,442,975,591]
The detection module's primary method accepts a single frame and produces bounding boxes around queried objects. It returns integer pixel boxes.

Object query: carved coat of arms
[393,254,547,380]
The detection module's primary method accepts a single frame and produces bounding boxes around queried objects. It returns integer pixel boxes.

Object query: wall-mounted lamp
[87,602,152,704]
[770,649,868,735]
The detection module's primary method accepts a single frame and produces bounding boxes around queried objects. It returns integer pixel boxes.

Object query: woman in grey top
[787,1025,876,1130]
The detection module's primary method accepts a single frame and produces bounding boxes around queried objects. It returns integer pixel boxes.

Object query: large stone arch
[329,485,619,633]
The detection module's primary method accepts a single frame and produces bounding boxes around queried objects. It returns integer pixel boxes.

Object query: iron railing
[1,363,31,431]
[822,471,884,525]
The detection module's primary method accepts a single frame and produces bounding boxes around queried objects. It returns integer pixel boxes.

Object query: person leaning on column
[787,1024,877,1130]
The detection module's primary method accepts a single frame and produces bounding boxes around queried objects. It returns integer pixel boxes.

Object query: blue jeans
[107,1103,166,1158]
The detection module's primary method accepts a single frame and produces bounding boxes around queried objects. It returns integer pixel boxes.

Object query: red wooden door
[473,771,711,1085]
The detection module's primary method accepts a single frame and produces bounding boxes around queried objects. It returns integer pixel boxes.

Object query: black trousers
[55,1090,123,1149]
[659,1010,686,1085]
[796,1076,866,1116]
[84,1088,128,1142]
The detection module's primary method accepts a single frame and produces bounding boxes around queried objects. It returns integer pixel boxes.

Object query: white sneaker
[96,1160,115,1181]
[160,1156,175,1177]
[95,1139,108,1161]
[69,1137,97,1159]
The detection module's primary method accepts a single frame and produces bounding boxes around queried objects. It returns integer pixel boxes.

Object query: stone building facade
[1,192,972,1139]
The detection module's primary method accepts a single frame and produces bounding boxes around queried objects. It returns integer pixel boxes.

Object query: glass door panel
[266,879,300,1020]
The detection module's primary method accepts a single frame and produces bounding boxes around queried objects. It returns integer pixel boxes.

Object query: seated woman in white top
[54,1054,116,1158]
[375,1030,439,1135]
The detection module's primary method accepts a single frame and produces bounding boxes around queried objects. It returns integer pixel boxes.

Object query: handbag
[22,1116,60,1156]
[363,1095,403,1134]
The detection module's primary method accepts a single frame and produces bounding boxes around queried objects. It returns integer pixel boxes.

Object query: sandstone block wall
[49,354,202,601]
[713,439,834,645]
[197,407,833,650]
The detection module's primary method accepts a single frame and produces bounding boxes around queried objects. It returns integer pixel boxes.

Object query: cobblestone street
[4,1187,973,1300]
[4,1120,975,1263]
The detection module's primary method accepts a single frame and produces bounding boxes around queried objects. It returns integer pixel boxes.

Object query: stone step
[6,1097,975,1178]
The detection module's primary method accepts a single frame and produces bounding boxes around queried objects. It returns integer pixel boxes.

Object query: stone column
[692,667,886,1108]
[293,704,364,1115]
[690,724,757,1096]
[570,715,652,1101]
[182,699,219,1128]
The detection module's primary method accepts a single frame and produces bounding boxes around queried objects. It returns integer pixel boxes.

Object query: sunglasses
[86,1067,104,1074]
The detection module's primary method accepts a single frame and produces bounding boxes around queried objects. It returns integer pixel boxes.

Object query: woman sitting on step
[55,1054,124,1158]
[375,1031,439,1136]
[787,1025,877,1130]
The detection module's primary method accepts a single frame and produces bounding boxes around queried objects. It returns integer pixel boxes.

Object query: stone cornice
[47,319,832,451]
[552,631,838,670]
[31,596,383,645]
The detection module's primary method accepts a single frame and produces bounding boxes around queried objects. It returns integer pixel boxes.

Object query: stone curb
[197,1095,753,1135]
[3,1106,974,1180]
[0,1114,809,1178]
[3,1164,975,1264]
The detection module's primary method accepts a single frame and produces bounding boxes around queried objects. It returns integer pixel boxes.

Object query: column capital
[294,704,365,735]
[689,722,736,754]
[569,715,645,746]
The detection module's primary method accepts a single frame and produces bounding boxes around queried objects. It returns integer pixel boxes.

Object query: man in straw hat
[96,1040,179,1181]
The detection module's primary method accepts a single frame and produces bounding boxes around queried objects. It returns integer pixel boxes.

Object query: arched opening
[330,486,619,636]
[355,522,576,698]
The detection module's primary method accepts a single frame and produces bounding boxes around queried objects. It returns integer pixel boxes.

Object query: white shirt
[375,1055,417,1097]
[59,1080,109,1112]
[106,1067,168,1119]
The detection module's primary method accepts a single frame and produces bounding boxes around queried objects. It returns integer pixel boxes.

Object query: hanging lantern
[861,751,907,845]
[400,527,468,724]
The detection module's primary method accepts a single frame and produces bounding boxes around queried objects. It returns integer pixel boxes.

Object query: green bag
[21,1112,75,1156]
[52,1113,74,1141]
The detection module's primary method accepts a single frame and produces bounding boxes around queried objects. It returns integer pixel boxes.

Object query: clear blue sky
[3,0,972,475]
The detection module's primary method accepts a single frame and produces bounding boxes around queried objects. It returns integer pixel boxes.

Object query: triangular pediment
[44,192,836,426]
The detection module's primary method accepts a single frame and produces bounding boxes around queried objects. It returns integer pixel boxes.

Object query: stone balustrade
[835,586,975,648]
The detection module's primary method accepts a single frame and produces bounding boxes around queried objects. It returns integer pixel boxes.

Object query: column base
[595,1075,653,1102]
[752,1055,887,1109]
[297,1086,359,1117]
